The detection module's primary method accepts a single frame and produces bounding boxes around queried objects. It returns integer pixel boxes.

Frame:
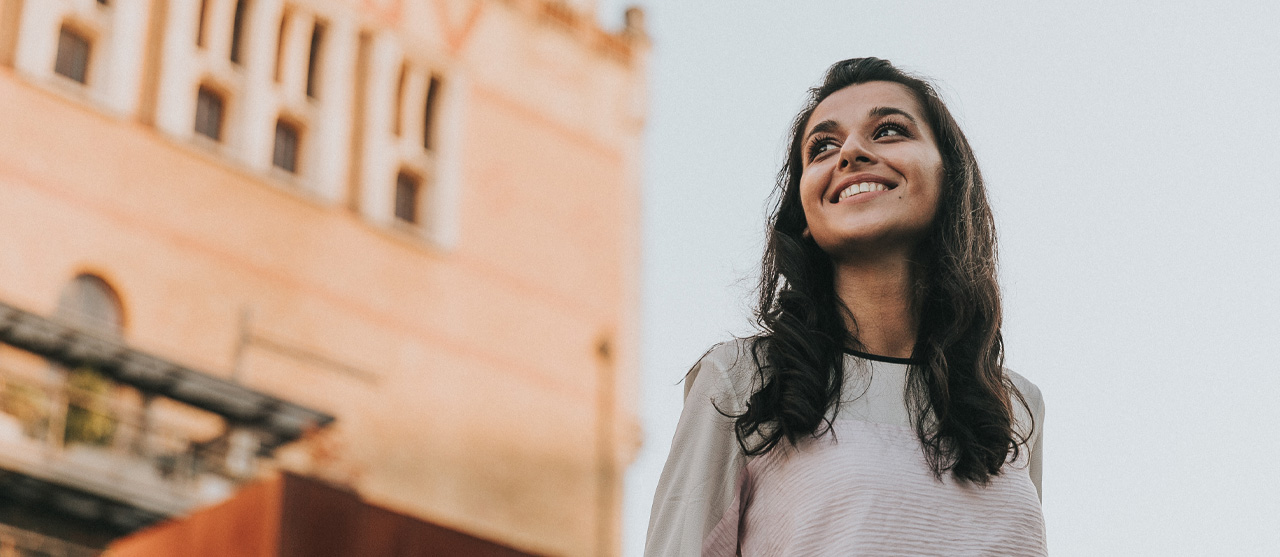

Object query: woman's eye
[874,124,907,139]
[808,139,840,161]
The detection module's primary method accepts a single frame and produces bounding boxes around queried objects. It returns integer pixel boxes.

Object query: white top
[646,339,1047,556]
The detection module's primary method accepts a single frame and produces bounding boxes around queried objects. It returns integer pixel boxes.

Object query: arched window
[56,273,123,335]
[54,274,126,448]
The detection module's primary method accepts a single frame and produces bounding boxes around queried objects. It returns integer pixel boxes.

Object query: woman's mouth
[836,182,893,202]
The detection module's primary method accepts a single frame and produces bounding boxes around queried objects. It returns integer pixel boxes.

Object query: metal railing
[0,365,255,514]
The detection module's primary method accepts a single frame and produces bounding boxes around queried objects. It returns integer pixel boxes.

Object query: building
[0,0,648,554]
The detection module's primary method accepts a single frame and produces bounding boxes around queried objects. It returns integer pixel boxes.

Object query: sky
[596,1,1280,555]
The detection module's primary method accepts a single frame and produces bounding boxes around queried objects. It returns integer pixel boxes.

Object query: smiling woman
[799,82,944,264]
[646,58,1046,556]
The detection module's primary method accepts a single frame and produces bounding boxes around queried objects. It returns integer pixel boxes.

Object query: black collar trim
[843,348,920,365]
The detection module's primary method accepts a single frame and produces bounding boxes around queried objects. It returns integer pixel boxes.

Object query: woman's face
[798,81,944,262]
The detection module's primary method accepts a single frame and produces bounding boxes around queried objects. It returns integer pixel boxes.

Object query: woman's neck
[833,255,918,359]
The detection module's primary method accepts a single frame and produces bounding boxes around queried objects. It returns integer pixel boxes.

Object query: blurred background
[0,0,645,555]
[2,0,1278,556]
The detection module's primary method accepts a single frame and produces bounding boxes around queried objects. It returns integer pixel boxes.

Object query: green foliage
[64,366,117,447]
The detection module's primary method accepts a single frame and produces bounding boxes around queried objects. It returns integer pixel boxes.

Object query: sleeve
[1027,387,1045,501]
[645,346,748,557]
[1006,369,1045,501]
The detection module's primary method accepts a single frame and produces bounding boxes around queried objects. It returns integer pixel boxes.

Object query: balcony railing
[0,365,250,520]
[0,300,333,451]
[0,298,335,539]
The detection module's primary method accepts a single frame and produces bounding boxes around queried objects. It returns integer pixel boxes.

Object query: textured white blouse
[646,339,1047,556]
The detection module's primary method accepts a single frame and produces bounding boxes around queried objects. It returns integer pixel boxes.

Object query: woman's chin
[813,230,925,261]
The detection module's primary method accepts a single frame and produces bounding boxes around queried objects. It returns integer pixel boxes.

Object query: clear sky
[597,1,1280,555]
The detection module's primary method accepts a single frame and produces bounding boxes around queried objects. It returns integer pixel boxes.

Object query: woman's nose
[838,136,875,169]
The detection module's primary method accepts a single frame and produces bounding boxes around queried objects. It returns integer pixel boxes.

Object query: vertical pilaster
[357,30,400,225]
[429,71,466,249]
[12,0,64,79]
[153,0,198,138]
[100,0,153,117]
[310,16,356,204]
[235,0,282,171]
[277,8,308,101]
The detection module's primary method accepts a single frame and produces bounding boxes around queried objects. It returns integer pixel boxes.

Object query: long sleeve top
[645,339,1047,556]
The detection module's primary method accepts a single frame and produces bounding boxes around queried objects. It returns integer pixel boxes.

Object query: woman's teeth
[838,182,888,201]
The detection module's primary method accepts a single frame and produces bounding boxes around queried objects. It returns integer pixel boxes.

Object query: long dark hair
[735,57,1031,484]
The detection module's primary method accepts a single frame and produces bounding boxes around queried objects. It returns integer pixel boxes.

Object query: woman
[646,58,1046,556]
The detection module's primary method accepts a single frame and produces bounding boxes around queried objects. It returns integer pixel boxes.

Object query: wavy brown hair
[734,57,1032,484]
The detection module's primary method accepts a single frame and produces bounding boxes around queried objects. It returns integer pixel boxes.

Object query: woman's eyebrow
[806,107,918,142]
[805,119,842,142]
[868,106,918,123]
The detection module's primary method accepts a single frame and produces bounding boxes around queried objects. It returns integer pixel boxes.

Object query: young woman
[646,58,1046,556]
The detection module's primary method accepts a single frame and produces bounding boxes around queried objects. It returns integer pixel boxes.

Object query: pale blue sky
[597,1,1280,555]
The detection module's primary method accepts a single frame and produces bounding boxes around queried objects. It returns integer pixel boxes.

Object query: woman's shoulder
[1004,368,1046,429]
[1004,369,1044,408]
[683,337,761,410]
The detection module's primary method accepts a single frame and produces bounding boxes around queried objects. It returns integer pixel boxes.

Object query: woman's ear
[802,227,812,239]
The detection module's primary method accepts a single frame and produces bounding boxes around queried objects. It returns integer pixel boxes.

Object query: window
[394,172,420,224]
[195,86,225,141]
[393,65,406,136]
[54,26,91,84]
[56,275,123,448]
[229,0,249,64]
[57,274,123,334]
[273,12,287,82]
[197,0,210,47]
[273,119,300,173]
[306,21,325,98]
[423,76,441,150]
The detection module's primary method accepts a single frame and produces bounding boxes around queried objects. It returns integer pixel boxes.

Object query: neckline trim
[843,348,920,365]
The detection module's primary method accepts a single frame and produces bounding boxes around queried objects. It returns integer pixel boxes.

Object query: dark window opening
[306,21,325,98]
[197,0,210,47]
[273,11,287,81]
[394,172,420,224]
[423,76,442,150]
[273,119,300,173]
[393,65,406,136]
[195,86,225,141]
[230,0,249,64]
[54,26,91,84]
